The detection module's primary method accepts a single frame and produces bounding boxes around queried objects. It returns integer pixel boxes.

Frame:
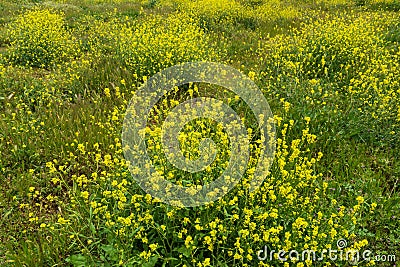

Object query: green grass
[0,0,399,266]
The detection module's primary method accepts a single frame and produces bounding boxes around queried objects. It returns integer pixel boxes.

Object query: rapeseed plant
[85,12,219,79]
[6,8,78,68]
[260,11,400,146]
[0,1,398,266]
[9,83,372,266]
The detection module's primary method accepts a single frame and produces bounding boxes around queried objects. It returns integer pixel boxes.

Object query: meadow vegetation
[0,0,399,266]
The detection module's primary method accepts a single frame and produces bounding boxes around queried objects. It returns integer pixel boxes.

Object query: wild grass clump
[0,1,398,266]
[260,12,400,146]
[163,0,300,30]
[6,8,78,68]
[85,12,220,79]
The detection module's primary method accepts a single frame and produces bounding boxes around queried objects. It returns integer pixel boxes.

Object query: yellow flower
[81,191,89,199]
[185,236,193,248]
[149,243,158,251]
[356,196,365,204]
[202,258,211,267]
[57,217,70,225]
[104,88,111,97]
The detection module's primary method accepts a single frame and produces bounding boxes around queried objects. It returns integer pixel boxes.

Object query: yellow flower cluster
[12,86,366,265]
[86,12,219,78]
[164,0,300,26]
[260,11,400,144]
[1,1,392,266]
[6,8,78,68]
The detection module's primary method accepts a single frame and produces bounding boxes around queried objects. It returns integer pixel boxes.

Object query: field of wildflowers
[0,0,399,266]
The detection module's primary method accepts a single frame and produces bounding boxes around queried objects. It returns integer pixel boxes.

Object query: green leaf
[142,255,159,267]
[89,222,96,234]
[101,244,118,261]
[174,246,192,258]
[101,244,115,253]
[65,254,87,267]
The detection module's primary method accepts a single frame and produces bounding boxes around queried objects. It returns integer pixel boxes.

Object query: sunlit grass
[0,0,399,266]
